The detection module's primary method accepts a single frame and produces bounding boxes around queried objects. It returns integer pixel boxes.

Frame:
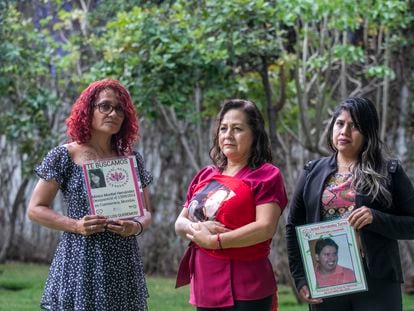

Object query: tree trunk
[380,30,391,142]
[0,178,29,263]
[340,31,348,99]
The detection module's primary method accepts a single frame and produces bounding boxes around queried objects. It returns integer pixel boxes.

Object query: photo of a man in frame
[312,237,356,288]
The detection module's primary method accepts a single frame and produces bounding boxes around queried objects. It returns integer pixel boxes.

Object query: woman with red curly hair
[28,79,153,311]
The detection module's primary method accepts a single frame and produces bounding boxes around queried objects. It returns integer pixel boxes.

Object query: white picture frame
[83,156,145,219]
[296,219,368,298]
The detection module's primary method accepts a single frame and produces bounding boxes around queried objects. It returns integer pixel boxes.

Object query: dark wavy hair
[326,97,391,206]
[66,79,139,156]
[209,99,272,169]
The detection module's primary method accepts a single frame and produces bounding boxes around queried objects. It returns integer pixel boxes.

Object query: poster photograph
[82,156,145,219]
[296,218,367,299]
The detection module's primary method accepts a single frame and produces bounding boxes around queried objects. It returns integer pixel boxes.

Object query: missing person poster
[82,156,145,219]
[296,219,367,299]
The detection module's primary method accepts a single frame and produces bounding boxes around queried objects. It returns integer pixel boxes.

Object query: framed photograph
[296,219,367,298]
[82,156,145,219]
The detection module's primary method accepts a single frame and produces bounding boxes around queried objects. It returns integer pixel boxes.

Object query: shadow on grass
[0,281,27,291]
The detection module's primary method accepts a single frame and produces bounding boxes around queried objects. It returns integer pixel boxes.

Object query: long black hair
[327,97,391,206]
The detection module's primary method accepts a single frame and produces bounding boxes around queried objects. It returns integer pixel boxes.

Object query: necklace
[337,161,356,172]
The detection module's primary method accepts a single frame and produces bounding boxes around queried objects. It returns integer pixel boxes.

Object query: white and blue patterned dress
[35,146,152,311]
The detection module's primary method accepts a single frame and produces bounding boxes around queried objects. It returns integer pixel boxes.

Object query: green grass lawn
[0,262,413,311]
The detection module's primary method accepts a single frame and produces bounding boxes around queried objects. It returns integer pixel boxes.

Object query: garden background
[1,0,414,309]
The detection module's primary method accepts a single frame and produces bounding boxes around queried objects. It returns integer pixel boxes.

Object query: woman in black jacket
[286,97,414,311]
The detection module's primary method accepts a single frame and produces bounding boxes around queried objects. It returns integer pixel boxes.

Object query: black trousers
[196,294,273,311]
[310,261,402,311]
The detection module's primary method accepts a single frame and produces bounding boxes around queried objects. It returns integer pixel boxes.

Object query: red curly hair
[66,79,139,156]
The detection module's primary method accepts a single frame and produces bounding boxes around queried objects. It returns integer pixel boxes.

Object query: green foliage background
[2,0,413,170]
[1,0,414,285]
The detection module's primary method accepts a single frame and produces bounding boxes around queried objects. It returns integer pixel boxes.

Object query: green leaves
[0,4,60,175]
[333,45,365,64]
[371,0,410,29]
[2,0,413,169]
[366,66,396,79]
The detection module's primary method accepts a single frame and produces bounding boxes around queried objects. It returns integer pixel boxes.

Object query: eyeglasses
[95,102,125,117]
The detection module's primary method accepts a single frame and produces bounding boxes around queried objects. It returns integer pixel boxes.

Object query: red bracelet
[217,233,223,250]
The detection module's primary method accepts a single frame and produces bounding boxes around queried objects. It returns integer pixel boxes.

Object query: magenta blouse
[176,163,288,308]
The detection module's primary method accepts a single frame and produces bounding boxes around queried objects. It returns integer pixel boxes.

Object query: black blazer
[286,155,414,291]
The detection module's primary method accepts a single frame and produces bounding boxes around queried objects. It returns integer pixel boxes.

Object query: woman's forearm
[28,205,79,233]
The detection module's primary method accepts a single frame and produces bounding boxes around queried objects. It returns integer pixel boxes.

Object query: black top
[286,155,414,291]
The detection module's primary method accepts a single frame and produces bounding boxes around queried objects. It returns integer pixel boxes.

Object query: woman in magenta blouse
[175,99,288,311]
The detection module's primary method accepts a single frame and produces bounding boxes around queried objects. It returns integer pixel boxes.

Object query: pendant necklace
[337,162,355,172]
